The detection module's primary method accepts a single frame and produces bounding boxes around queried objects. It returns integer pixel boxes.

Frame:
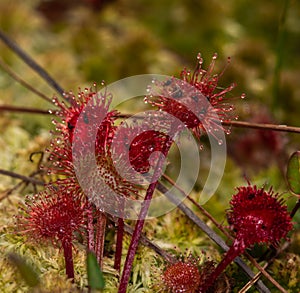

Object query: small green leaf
[7,252,39,287]
[287,151,300,195]
[87,252,105,290]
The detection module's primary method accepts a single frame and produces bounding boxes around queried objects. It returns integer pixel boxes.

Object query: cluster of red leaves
[17,86,127,278]
[161,254,223,293]
[18,185,85,247]
[155,56,292,293]
[162,261,201,293]
[228,184,293,249]
[15,52,294,291]
[17,85,172,270]
[146,53,243,141]
[199,184,293,293]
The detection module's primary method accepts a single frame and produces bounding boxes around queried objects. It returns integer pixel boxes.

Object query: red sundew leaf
[287,151,300,196]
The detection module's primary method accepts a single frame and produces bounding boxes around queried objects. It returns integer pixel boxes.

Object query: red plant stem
[118,138,172,293]
[200,238,244,292]
[62,239,75,280]
[86,203,95,253]
[95,211,107,269]
[114,217,124,273]
[118,181,159,293]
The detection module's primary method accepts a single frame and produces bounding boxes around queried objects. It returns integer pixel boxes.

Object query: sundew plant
[0,1,300,292]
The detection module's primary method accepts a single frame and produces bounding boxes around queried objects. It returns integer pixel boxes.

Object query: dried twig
[223,120,300,134]
[0,57,53,103]
[123,222,176,263]
[116,114,300,134]
[0,105,52,115]
[238,242,290,293]
[0,30,65,97]
[0,169,44,186]
[0,169,45,201]
[290,199,300,218]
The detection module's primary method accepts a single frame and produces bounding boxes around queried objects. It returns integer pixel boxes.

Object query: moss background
[0,0,300,292]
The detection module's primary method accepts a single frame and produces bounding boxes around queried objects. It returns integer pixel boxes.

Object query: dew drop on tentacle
[52,97,58,105]
[225,128,231,135]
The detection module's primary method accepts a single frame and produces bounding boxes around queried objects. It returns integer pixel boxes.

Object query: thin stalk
[0,105,52,115]
[239,242,290,293]
[290,199,300,218]
[86,203,95,293]
[0,165,44,202]
[86,203,95,253]
[0,30,65,97]
[0,181,24,202]
[118,139,172,293]
[95,211,107,269]
[118,181,159,293]
[163,174,226,233]
[114,217,124,273]
[0,57,53,103]
[157,182,231,252]
[122,222,176,263]
[200,238,243,292]
[117,114,300,134]
[238,265,268,293]
[0,168,44,186]
[114,200,125,273]
[107,213,175,263]
[244,251,288,293]
[223,120,300,134]
[62,239,75,280]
